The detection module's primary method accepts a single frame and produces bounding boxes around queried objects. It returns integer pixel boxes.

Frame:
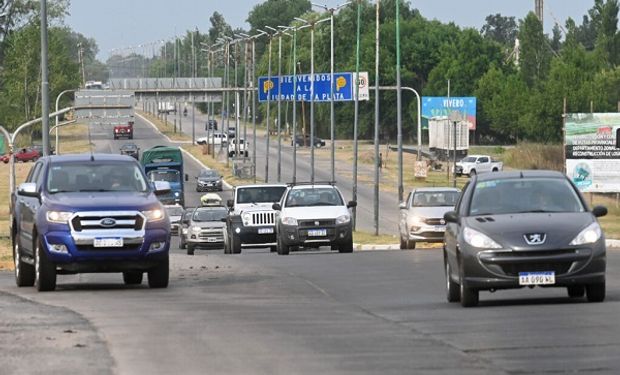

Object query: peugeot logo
[524,233,546,245]
[100,218,117,228]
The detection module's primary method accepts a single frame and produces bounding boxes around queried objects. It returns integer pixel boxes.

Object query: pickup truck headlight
[336,214,350,224]
[142,209,165,222]
[46,211,73,224]
[174,191,180,197]
[570,222,602,245]
[191,226,201,232]
[242,212,252,225]
[281,217,298,226]
[463,227,501,249]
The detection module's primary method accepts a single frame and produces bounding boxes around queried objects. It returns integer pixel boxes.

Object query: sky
[65,0,594,60]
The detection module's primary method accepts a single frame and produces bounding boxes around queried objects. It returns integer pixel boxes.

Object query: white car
[197,133,228,146]
[273,183,357,255]
[455,154,503,177]
[228,138,249,157]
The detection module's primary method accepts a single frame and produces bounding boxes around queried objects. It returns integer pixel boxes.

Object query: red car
[1,148,40,164]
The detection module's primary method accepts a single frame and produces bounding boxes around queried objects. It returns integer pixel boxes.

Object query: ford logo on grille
[100,218,117,227]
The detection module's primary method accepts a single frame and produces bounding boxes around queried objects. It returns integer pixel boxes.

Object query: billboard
[422,97,477,130]
[258,72,369,103]
[565,113,620,193]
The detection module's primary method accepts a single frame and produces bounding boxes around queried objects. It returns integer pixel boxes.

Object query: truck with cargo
[141,146,188,207]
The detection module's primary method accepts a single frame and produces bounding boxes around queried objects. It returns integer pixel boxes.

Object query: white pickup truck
[228,139,249,157]
[455,155,503,177]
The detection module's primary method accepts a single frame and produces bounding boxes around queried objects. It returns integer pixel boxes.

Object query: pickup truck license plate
[308,229,327,237]
[207,238,218,243]
[258,227,274,234]
[94,238,123,248]
[518,271,555,286]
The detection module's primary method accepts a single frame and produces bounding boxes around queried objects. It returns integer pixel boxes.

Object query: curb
[137,112,233,191]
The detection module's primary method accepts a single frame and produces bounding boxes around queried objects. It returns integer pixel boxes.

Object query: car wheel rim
[14,242,20,279]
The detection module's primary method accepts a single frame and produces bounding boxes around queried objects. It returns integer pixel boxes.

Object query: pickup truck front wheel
[35,240,56,292]
[469,169,476,177]
[230,233,242,254]
[148,256,169,288]
[13,240,35,287]
[276,236,290,255]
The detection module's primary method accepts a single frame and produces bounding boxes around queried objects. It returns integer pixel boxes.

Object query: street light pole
[374,0,381,236]
[259,29,274,183]
[40,0,50,155]
[353,0,361,230]
[396,0,403,203]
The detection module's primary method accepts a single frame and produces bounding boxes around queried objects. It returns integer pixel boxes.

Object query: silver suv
[273,183,357,255]
[398,187,460,249]
[185,206,228,255]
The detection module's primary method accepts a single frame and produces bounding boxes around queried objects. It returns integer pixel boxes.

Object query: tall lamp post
[41,0,50,155]
[257,29,274,183]
[352,0,362,230]
[250,31,267,182]
[373,0,381,236]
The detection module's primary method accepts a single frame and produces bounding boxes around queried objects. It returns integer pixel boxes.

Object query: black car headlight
[463,227,501,249]
[570,222,602,245]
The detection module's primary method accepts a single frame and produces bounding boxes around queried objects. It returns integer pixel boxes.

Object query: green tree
[481,14,518,46]
[518,12,551,87]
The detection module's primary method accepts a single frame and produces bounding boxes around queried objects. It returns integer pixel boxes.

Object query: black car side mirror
[444,211,459,223]
[592,205,608,218]
[347,201,357,208]
[227,199,234,208]
[272,203,281,211]
[184,174,189,182]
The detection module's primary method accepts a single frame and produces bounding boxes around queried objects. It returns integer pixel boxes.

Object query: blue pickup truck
[141,146,187,207]
[11,154,171,291]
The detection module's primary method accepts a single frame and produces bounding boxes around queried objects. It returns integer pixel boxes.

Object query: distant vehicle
[225,184,288,254]
[31,145,55,156]
[205,119,218,131]
[228,138,249,158]
[196,169,223,192]
[85,80,104,90]
[164,204,184,236]
[12,153,171,291]
[443,170,607,307]
[227,126,236,139]
[197,133,227,146]
[291,134,326,148]
[158,102,176,114]
[119,143,140,160]
[2,147,40,164]
[184,206,229,255]
[273,183,357,255]
[113,119,134,140]
[455,155,503,177]
[398,187,460,249]
[178,207,196,249]
[141,146,188,206]
[200,193,223,207]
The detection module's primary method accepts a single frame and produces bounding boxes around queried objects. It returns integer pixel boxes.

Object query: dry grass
[0,123,93,270]
[502,142,564,171]
[353,231,399,245]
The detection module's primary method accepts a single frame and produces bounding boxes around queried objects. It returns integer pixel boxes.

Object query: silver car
[185,206,229,255]
[164,204,184,236]
[399,187,460,249]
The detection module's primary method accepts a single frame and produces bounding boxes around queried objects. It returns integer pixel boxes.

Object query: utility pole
[396,0,403,203]
[352,0,362,230]
[40,0,50,156]
[373,0,381,236]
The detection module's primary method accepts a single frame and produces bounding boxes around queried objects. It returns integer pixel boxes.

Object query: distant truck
[158,102,176,115]
[113,118,134,140]
[141,146,188,206]
[455,155,503,177]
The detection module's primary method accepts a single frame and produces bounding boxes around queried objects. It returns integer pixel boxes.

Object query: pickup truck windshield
[469,178,585,216]
[236,187,286,204]
[461,156,477,163]
[286,188,344,207]
[148,170,180,183]
[47,162,149,193]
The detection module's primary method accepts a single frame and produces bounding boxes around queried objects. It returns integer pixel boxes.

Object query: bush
[502,143,564,171]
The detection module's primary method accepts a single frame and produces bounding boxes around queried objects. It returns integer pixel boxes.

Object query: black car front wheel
[445,261,460,303]
[459,262,478,307]
[586,282,605,302]
[567,285,585,298]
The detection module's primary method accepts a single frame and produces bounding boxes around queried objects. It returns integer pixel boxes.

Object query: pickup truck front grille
[70,211,145,232]
[299,219,336,228]
[250,212,275,226]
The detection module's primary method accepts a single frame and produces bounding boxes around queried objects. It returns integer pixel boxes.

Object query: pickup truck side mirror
[272,203,281,211]
[153,181,171,195]
[399,202,407,210]
[17,182,39,198]
[227,199,234,208]
[444,211,459,223]
[347,201,357,208]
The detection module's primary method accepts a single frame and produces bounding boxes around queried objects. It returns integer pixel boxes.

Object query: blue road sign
[258,72,356,102]
[422,96,477,130]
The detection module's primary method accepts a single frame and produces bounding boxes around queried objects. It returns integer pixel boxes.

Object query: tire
[400,237,407,250]
[230,233,242,254]
[338,240,353,253]
[123,271,143,285]
[179,237,186,249]
[469,169,476,177]
[492,168,498,172]
[35,239,56,292]
[586,282,605,302]
[445,261,460,303]
[567,285,585,298]
[148,256,169,288]
[407,240,416,249]
[459,262,478,307]
[187,245,195,255]
[270,246,277,253]
[13,238,35,287]
[276,236,290,255]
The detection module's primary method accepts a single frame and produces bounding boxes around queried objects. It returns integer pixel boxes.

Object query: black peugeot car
[119,143,140,160]
[195,169,223,192]
[443,170,607,307]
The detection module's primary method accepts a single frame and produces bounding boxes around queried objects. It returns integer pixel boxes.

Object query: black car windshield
[236,186,286,204]
[193,208,228,222]
[412,191,459,207]
[47,162,149,193]
[469,177,585,216]
[199,170,219,178]
[285,187,344,207]
[148,170,180,183]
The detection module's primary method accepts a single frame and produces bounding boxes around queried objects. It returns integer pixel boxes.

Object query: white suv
[272,183,357,255]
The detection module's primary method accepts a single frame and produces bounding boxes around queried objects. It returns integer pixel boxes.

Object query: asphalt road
[171,106,400,235]
[3,116,620,374]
